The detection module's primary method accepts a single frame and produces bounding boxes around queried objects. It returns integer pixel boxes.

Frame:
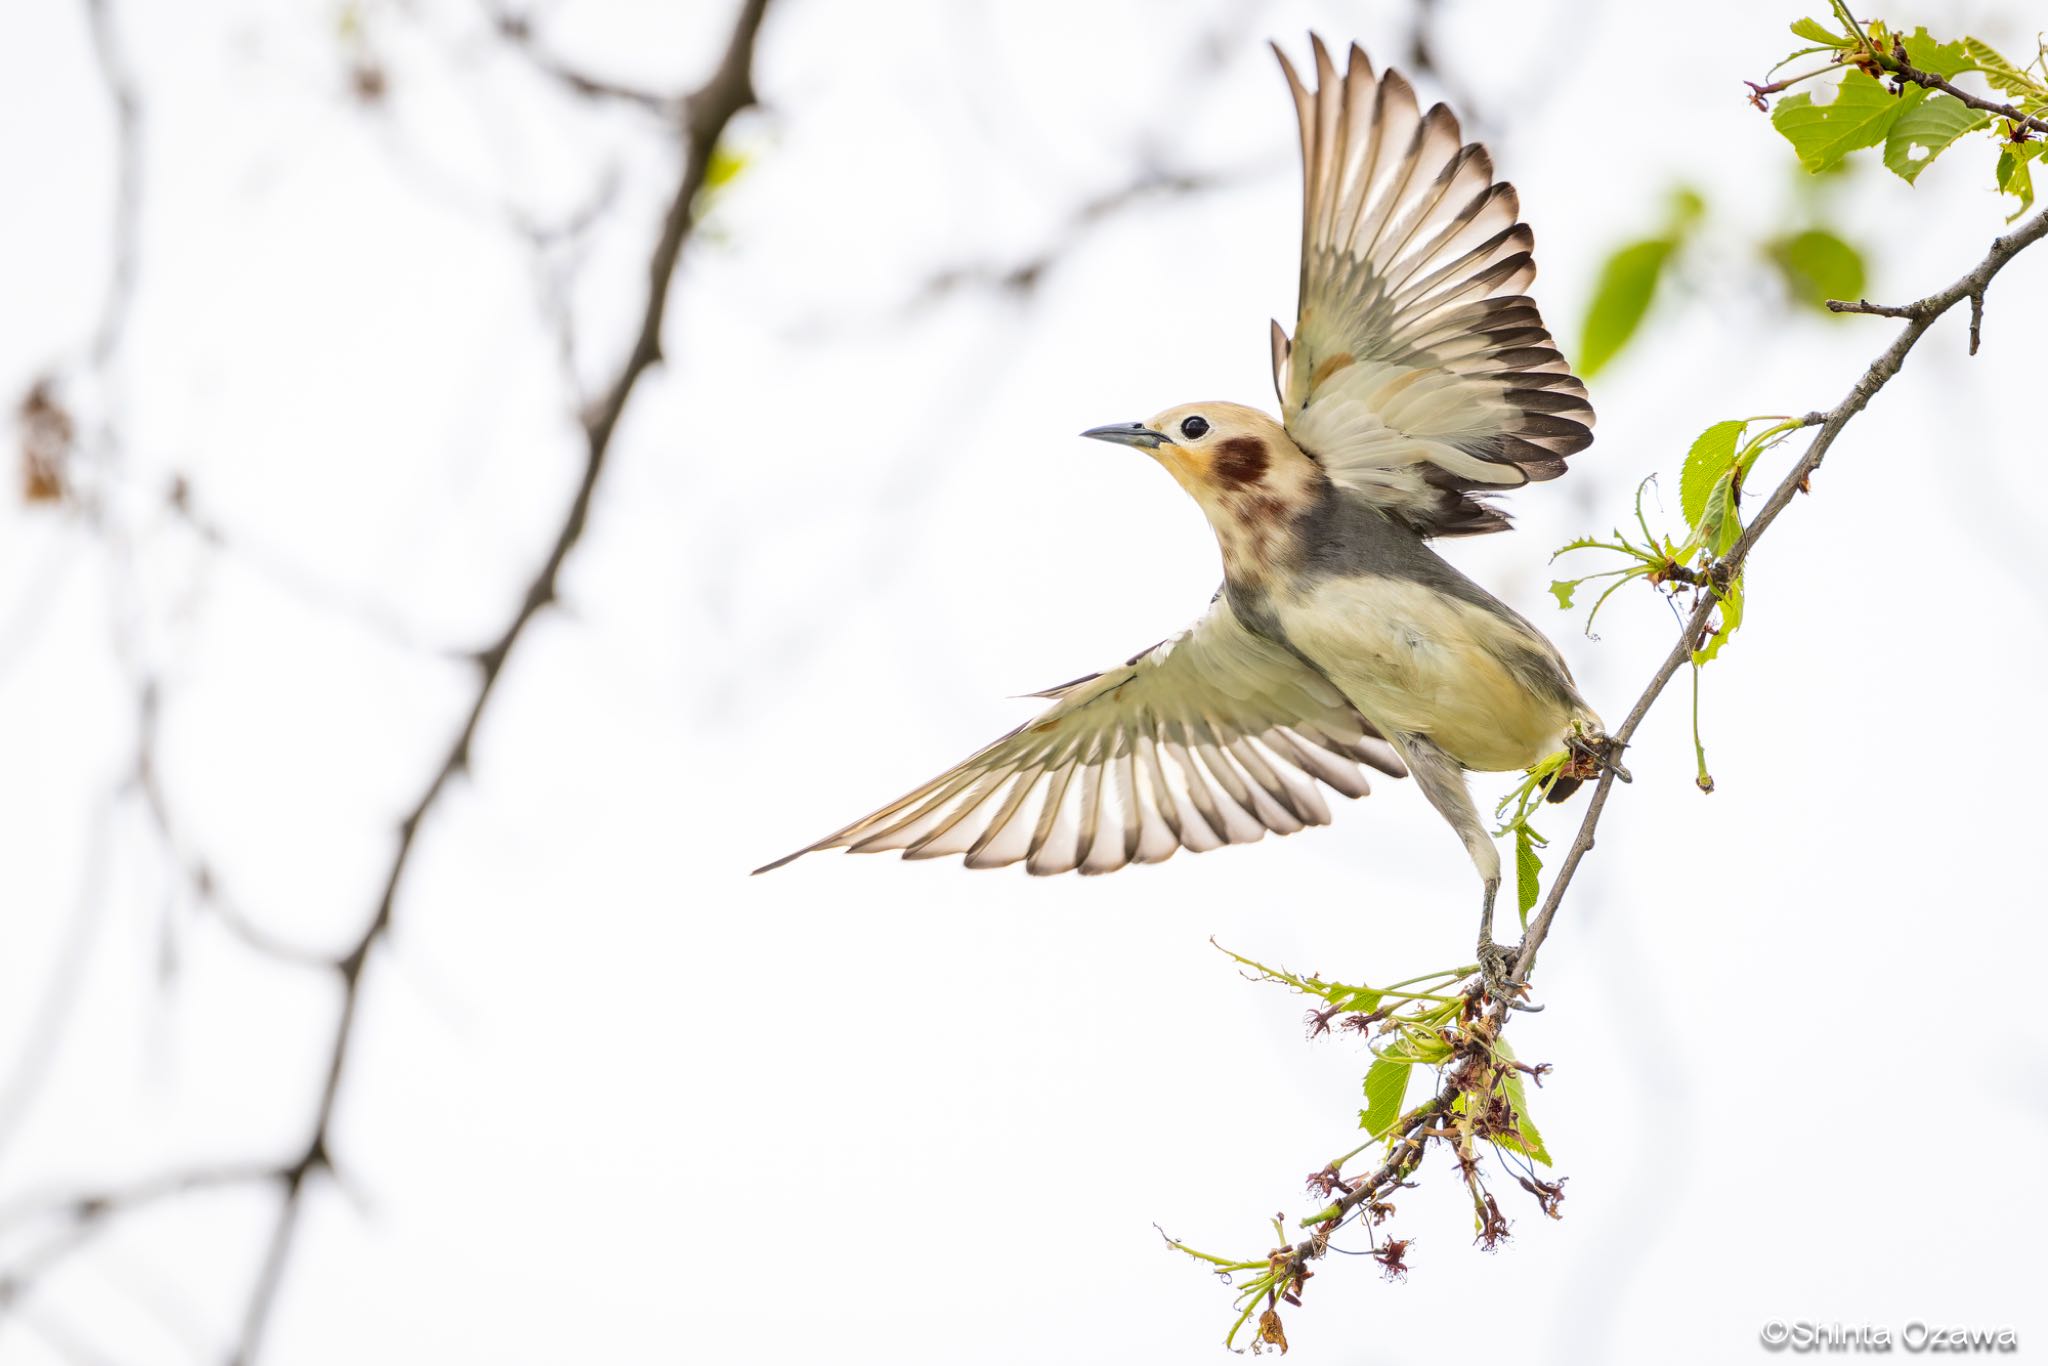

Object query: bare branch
[81,0,142,368]
[219,4,776,1360]
[224,4,775,1359]
[909,166,1222,309]
[0,0,778,1358]
[0,1164,288,1310]
[488,7,688,116]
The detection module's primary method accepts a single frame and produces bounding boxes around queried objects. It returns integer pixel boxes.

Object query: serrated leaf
[1961,36,2048,101]
[1548,580,1577,609]
[1382,1029,1454,1066]
[1998,141,2045,219]
[1694,571,1746,665]
[1514,826,1543,929]
[1898,26,1974,80]
[1790,16,1851,47]
[1696,464,1744,559]
[1552,533,1616,558]
[1773,70,1926,172]
[1494,1040,1552,1166]
[1578,238,1674,379]
[1769,228,1867,307]
[1679,420,1744,532]
[1330,985,1383,1015]
[1882,94,1992,181]
[1361,1057,1412,1138]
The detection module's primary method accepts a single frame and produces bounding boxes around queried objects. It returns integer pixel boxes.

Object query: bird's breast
[1270,573,1574,772]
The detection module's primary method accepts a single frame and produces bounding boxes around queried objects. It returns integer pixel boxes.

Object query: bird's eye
[1179,415,1210,440]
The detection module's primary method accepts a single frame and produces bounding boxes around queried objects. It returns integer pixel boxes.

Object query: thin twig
[0,1164,289,1310]
[488,7,687,115]
[81,0,142,369]
[908,166,1223,309]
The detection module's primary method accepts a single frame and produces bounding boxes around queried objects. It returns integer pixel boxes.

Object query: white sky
[2,0,2045,1362]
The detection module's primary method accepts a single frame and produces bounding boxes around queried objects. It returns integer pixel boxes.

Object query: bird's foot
[1565,731,1632,786]
[1477,936,1541,1012]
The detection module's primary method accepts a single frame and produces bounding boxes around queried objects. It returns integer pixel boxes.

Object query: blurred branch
[0,1,777,1359]
[1261,203,2048,1314]
[909,165,1221,309]
[130,679,334,970]
[226,4,774,1361]
[82,0,142,369]
[0,1164,288,1312]
[487,7,687,115]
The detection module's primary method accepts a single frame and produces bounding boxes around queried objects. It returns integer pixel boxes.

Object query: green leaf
[1768,228,1866,308]
[1514,825,1543,928]
[1693,572,1747,665]
[1882,94,1992,182]
[1960,36,2048,101]
[1790,16,1851,47]
[1679,420,1744,532]
[1998,141,2046,219]
[1493,1040,1552,1166]
[1578,238,1674,378]
[1548,580,1577,609]
[1695,464,1744,559]
[1382,1029,1454,1067]
[704,142,749,192]
[1897,26,1974,80]
[1361,1058,1412,1138]
[1665,185,1707,230]
[1330,985,1383,1015]
[1772,70,1926,172]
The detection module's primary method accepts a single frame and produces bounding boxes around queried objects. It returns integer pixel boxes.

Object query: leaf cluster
[1763,8,2046,218]
[1182,946,1561,1348]
[1551,418,1802,790]
[1577,183,1867,382]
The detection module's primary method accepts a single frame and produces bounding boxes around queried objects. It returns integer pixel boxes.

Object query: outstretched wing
[1271,36,1593,537]
[754,596,1406,877]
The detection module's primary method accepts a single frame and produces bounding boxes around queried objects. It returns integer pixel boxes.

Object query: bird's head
[1081,402,1324,577]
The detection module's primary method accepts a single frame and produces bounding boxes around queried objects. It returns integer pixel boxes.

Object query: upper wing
[754,596,1406,877]
[1271,37,1593,537]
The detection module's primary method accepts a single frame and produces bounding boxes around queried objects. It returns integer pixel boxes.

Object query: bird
[756,35,1623,999]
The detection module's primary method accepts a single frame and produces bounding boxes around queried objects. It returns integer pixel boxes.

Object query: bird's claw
[1568,731,1632,785]
[1477,937,1541,1012]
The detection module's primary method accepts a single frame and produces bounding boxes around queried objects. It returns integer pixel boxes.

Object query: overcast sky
[2,0,2044,1362]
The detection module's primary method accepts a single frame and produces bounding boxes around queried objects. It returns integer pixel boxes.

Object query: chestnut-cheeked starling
[758,37,1620,994]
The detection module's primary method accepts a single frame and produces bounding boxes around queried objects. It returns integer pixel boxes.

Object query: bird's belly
[1274,575,1570,772]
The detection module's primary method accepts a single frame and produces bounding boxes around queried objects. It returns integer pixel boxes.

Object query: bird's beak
[1080,421,1169,450]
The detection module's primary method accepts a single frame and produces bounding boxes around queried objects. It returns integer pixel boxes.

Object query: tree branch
[1872,46,2048,140]
[223,6,773,1360]
[488,7,689,116]
[1272,202,2048,1290]
[0,1164,288,1311]
[0,1,776,1358]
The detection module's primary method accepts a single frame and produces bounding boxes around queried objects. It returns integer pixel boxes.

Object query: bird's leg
[1394,735,1536,1010]
[1470,877,1538,1008]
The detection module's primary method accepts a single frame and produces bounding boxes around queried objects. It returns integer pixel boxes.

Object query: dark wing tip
[751,847,813,875]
